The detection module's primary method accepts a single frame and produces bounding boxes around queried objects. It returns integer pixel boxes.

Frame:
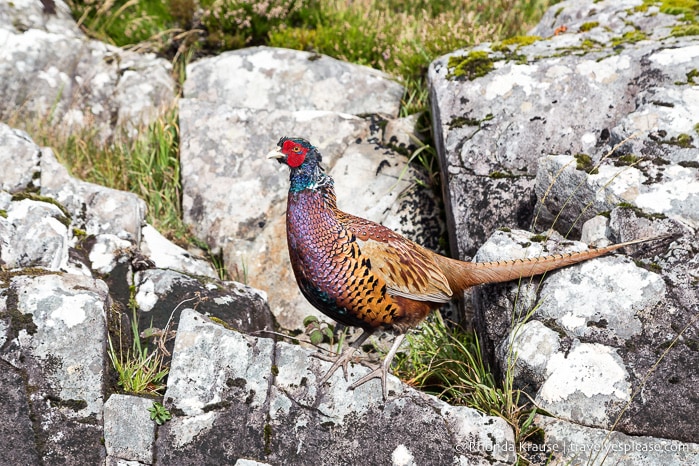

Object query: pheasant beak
[267,147,285,164]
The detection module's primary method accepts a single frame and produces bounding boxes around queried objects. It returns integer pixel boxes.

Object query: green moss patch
[447,51,495,80]
[579,21,600,32]
[574,153,599,174]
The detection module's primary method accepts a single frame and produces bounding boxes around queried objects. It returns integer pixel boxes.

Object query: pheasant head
[268,137,328,193]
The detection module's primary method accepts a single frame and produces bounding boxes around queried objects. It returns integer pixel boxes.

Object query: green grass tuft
[393,313,540,456]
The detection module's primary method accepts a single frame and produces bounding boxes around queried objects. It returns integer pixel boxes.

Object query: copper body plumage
[269,136,660,399]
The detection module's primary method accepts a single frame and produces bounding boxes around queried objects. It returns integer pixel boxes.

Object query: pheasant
[269,136,662,399]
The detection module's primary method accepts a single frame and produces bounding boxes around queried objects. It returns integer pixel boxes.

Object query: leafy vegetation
[148,401,173,425]
[108,314,169,395]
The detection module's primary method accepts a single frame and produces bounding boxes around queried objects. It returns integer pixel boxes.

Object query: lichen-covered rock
[473,225,698,443]
[157,309,516,466]
[428,0,699,255]
[0,273,110,465]
[0,124,41,193]
[0,197,71,270]
[0,0,176,140]
[431,0,698,447]
[41,148,147,243]
[103,394,156,464]
[140,224,218,279]
[133,268,275,341]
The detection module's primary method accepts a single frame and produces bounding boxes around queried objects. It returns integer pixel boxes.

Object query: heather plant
[200,0,322,49]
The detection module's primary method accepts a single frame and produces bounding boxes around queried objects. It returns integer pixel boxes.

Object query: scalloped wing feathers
[340,213,453,303]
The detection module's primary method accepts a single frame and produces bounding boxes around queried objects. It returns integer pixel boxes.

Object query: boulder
[0,272,110,465]
[0,0,176,140]
[0,122,276,463]
[429,0,698,448]
[473,222,697,443]
[428,0,699,256]
[156,309,517,466]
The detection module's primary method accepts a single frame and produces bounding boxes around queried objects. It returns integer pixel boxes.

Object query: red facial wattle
[282,139,308,168]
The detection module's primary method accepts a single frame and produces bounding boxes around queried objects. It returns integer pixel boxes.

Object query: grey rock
[0,197,71,270]
[0,123,41,193]
[537,341,632,428]
[184,46,404,117]
[529,416,699,466]
[133,268,274,342]
[0,272,109,464]
[41,148,147,242]
[473,226,698,442]
[536,255,665,344]
[104,394,156,464]
[534,154,699,236]
[430,0,697,446]
[0,0,176,140]
[157,309,516,465]
[140,224,218,279]
[530,0,679,38]
[500,320,560,387]
[580,215,611,247]
[428,1,699,255]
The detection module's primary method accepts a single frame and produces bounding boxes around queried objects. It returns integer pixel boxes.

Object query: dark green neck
[289,161,332,193]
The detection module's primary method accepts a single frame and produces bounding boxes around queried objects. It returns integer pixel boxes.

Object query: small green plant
[107,287,169,395]
[108,333,169,394]
[148,401,172,425]
[574,153,599,174]
[303,315,335,346]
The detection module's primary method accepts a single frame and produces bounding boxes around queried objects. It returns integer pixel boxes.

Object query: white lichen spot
[580,132,597,151]
[392,444,415,466]
[635,165,699,221]
[539,342,631,402]
[576,55,630,84]
[545,64,572,79]
[485,64,543,100]
[650,44,699,66]
[213,295,235,305]
[169,412,217,448]
[135,278,158,313]
[49,296,88,328]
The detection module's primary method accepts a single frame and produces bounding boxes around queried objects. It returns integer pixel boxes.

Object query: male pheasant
[269,136,660,399]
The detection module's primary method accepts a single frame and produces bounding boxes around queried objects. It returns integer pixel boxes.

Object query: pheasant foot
[316,329,372,385]
[347,333,406,400]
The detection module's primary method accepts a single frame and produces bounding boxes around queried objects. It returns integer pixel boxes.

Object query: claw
[347,333,406,400]
[315,330,372,385]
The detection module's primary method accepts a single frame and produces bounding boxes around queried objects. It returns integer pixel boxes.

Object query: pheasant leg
[347,333,406,400]
[316,329,372,385]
